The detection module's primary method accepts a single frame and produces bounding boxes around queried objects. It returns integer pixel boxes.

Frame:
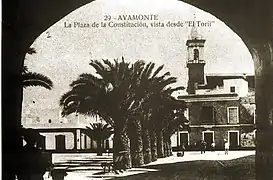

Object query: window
[227,107,239,124]
[201,106,214,124]
[230,86,236,93]
[193,49,199,60]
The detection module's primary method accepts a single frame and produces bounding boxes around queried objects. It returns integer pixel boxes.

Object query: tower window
[193,49,199,60]
[230,86,236,92]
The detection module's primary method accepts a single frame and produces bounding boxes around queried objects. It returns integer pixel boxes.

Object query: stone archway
[3,0,273,179]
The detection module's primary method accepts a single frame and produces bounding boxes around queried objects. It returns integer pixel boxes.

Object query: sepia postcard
[3,0,273,179]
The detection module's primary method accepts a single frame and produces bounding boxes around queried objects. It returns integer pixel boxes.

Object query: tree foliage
[22,48,53,89]
[22,67,53,90]
[85,122,114,142]
[59,57,188,166]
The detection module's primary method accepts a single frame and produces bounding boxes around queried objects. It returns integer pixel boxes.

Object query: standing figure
[200,140,207,154]
[224,140,229,155]
[181,143,185,157]
[194,142,197,151]
[211,141,216,152]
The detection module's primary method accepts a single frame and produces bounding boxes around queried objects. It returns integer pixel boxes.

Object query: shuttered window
[228,107,239,124]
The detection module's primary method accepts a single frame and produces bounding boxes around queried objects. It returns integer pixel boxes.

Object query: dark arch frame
[3,0,273,179]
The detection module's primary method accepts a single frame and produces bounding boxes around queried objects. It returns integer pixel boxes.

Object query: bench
[101,162,113,173]
[101,153,126,174]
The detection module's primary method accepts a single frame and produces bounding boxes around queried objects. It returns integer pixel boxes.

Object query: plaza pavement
[44,150,255,180]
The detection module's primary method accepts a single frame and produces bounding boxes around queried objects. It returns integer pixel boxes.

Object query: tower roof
[189,14,202,40]
[190,24,200,39]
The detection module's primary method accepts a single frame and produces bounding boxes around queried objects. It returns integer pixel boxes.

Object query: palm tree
[154,89,188,158]
[161,97,189,157]
[142,77,185,159]
[60,58,145,169]
[85,122,114,156]
[60,73,110,120]
[22,66,53,89]
[60,58,187,168]
[129,62,186,162]
[126,62,185,165]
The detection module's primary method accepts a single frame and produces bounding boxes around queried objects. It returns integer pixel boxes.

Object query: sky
[22,0,254,124]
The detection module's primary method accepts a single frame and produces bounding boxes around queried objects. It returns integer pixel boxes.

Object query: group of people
[200,139,230,154]
[178,139,230,156]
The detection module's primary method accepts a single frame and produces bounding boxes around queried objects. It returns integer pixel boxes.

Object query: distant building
[22,104,113,152]
[171,26,256,150]
[23,123,113,152]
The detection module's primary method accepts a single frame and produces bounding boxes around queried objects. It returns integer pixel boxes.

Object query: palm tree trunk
[163,141,167,157]
[97,139,103,156]
[113,121,132,169]
[252,40,273,180]
[149,127,157,162]
[130,119,144,167]
[157,129,164,158]
[142,126,152,164]
[163,138,169,157]
[166,138,172,156]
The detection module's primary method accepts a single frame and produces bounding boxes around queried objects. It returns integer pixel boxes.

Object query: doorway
[55,135,65,151]
[179,132,189,147]
[203,131,214,149]
[228,131,239,149]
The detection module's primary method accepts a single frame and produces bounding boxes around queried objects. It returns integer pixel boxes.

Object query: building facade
[171,25,256,150]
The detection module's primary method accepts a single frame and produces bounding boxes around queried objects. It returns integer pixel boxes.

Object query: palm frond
[27,47,36,54]
[152,64,164,78]
[23,72,53,89]
[22,66,28,74]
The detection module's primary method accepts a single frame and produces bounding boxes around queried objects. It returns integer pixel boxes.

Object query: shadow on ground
[113,155,255,180]
[54,156,112,172]
[52,153,255,179]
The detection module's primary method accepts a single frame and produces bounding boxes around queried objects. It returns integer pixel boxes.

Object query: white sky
[22,0,254,122]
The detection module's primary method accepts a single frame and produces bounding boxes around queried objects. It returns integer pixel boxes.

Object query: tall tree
[128,62,186,164]
[60,58,187,168]
[161,97,189,157]
[60,58,145,169]
[145,79,185,159]
[132,62,186,161]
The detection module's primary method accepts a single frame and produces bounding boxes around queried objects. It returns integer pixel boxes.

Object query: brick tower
[186,22,206,94]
